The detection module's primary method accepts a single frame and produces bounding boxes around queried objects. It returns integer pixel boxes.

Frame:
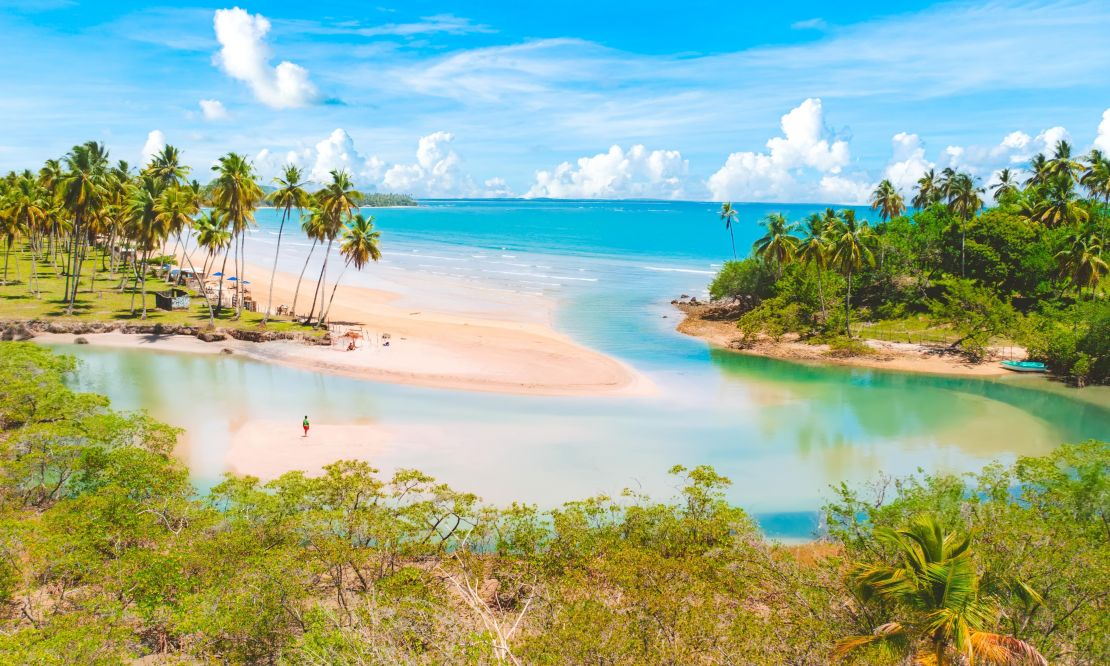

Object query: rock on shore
[1,319,331,346]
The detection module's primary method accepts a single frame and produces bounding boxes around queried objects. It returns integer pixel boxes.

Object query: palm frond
[970,631,1048,666]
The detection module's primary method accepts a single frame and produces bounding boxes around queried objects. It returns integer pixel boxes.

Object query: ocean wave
[481,269,598,282]
[641,266,715,275]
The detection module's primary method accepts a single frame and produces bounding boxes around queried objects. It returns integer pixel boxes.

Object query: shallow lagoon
[48,200,1110,540]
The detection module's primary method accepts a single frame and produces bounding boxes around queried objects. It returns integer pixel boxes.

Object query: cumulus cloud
[305,129,384,184]
[706,98,854,203]
[199,99,229,120]
[526,144,688,199]
[141,130,166,164]
[483,177,514,198]
[941,126,1071,182]
[251,129,490,196]
[382,132,476,197]
[1096,108,1110,153]
[883,132,933,193]
[213,7,317,109]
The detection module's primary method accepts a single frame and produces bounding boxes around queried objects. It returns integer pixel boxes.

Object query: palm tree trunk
[960,221,966,278]
[216,246,230,317]
[291,239,317,319]
[263,208,289,325]
[319,258,351,328]
[308,239,333,325]
[65,216,83,313]
[237,230,247,318]
[729,227,736,259]
[178,232,215,327]
[844,271,852,337]
[129,252,141,314]
[30,250,38,298]
[817,265,827,322]
[232,234,241,319]
[2,239,9,285]
[140,250,150,320]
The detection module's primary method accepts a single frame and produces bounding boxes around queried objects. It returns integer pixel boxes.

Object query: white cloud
[1096,108,1110,153]
[349,14,494,38]
[526,144,688,199]
[212,7,317,109]
[943,126,1071,177]
[141,130,165,164]
[819,174,873,205]
[706,98,855,203]
[790,18,827,31]
[883,132,933,193]
[382,131,475,197]
[308,129,384,184]
[198,99,229,120]
[483,177,514,198]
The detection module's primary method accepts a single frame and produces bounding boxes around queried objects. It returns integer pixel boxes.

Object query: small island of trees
[708,141,1109,385]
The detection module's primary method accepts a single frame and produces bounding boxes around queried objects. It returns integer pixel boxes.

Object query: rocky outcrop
[670,294,758,321]
[1,319,331,346]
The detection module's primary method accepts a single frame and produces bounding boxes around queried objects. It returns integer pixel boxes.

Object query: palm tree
[870,179,905,222]
[309,170,363,325]
[798,212,832,320]
[57,141,109,313]
[210,153,263,318]
[913,169,940,209]
[1080,149,1110,249]
[155,185,216,326]
[835,516,1046,666]
[123,176,170,319]
[829,210,875,336]
[291,203,326,320]
[948,173,983,277]
[1055,233,1108,299]
[752,212,798,279]
[4,175,47,294]
[719,202,739,259]
[193,211,231,312]
[1046,140,1083,183]
[264,164,310,324]
[146,145,190,188]
[990,168,1020,203]
[1025,153,1050,188]
[938,167,958,203]
[0,201,24,286]
[1023,177,1089,229]
[319,214,382,325]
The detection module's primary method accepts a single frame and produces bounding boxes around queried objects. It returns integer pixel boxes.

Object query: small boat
[1000,360,1047,373]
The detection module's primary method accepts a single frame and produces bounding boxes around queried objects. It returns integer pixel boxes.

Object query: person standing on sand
[302,415,310,437]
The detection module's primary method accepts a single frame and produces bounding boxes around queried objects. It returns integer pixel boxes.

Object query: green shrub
[708,258,775,300]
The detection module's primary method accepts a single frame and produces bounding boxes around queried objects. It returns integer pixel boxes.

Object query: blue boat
[1000,360,1047,373]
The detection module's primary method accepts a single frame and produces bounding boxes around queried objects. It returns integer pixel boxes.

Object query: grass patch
[823,336,878,358]
[0,245,322,337]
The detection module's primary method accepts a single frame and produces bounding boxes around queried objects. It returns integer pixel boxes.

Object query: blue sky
[2,0,1109,202]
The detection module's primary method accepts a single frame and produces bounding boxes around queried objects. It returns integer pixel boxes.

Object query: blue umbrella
[227,276,238,281]
[213,272,223,277]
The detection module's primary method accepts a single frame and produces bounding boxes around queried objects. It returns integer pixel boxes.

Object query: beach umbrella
[227,276,238,281]
[213,272,223,277]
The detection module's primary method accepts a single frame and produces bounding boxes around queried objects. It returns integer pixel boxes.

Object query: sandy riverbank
[226,420,390,481]
[675,303,1017,377]
[36,259,653,397]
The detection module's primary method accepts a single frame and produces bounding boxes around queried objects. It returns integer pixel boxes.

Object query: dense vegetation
[710,142,1110,384]
[0,142,389,331]
[0,342,1105,664]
